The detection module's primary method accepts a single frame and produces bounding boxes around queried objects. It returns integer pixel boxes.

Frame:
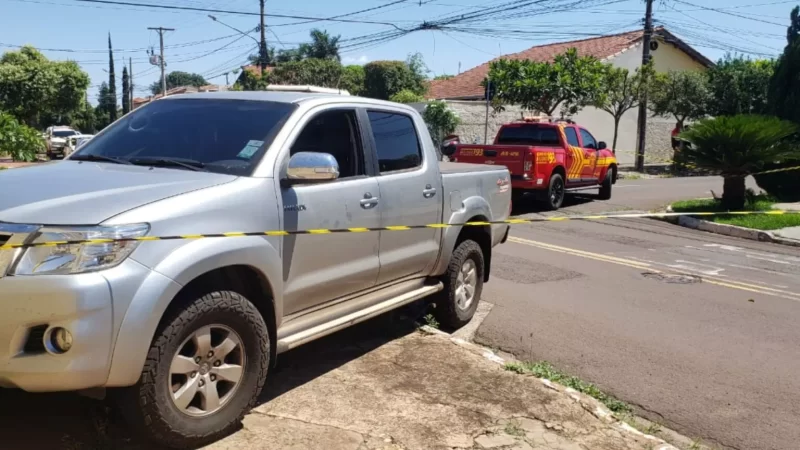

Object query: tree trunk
[612,115,620,154]
[722,176,746,211]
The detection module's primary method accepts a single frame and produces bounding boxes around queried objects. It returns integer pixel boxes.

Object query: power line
[66,0,408,30]
[671,0,788,27]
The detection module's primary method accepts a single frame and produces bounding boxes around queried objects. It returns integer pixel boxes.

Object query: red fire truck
[443,117,618,210]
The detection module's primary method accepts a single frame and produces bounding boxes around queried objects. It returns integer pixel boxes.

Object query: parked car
[45,126,80,160]
[445,117,618,210]
[65,133,94,157]
[0,89,511,449]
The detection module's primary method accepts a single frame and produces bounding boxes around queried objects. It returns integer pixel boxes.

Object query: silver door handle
[360,197,379,209]
[423,188,437,198]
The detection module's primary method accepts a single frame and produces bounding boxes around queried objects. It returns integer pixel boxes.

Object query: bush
[389,89,424,104]
[0,111,43,161]
[340,65,365,96]
[753,158,800,201]
[270,58,343,88]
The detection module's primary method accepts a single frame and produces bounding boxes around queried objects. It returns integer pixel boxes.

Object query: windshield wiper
[129,157,207,172]
[70,154,133,165]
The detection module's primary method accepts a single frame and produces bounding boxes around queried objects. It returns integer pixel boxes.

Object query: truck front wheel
[117,291,270,449]
[434,239,484,329]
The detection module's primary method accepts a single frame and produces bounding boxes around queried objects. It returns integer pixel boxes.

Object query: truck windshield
[71,98,295,176]
[496,125,561,147]
[53,130,78,137]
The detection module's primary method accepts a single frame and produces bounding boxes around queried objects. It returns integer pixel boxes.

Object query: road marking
[508,236,800,300]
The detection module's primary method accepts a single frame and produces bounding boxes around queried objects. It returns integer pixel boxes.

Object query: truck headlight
[12,223,150,275]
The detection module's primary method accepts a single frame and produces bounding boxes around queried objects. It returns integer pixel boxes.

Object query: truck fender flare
[431,195,494,278]
[106,238,283,387]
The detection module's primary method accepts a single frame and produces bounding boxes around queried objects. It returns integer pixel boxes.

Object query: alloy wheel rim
[168,324,246,417]
[551,179,564,205]
[455,259,478,310]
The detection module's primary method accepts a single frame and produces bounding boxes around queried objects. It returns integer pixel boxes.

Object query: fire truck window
[496,125,561,147]
[564,127,580,147]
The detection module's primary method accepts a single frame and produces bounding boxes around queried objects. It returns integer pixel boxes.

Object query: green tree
[271,58,344,87]
[487,48,606,117]
[71,100,97,134]
[149,71,209,95]
[107,33,117,122]
[423,100,461,153]
[0,111,44,161]
[680,115,798,210]
[768,6,800,124]
[433,74,454,80]
[0,46,90,128]
[302,29,341,61]
[390,89,424,103]
[94,82,113,131]
[594,63,652,151]
[363,55,428,100]
[708,54,774,117]
[232,69,269,91]
[648,70,710,128]
[122,64,130,114]
[340,65,365,95]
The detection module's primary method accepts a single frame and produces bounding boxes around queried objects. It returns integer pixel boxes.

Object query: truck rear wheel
[599,170,612,200]
[434,239,484,329]
[116,291,270,449]
[543,173,565,210]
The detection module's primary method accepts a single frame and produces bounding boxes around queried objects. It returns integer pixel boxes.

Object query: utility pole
[148,27,174,97]
[635,0,654,172]
[259,0,268,73]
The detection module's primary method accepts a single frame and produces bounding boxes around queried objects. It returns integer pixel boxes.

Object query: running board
[276,283,443,353]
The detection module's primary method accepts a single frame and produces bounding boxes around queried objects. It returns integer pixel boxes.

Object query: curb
[662,206,800,247]
[417,326,680,450]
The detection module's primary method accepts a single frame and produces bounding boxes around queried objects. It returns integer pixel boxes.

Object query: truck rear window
[496,125,561,147]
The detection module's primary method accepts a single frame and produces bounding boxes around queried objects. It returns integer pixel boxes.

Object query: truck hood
[0,161,237,225]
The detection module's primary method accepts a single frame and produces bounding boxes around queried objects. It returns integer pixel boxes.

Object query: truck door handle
[360,193,379,209]
[423,185,437,198]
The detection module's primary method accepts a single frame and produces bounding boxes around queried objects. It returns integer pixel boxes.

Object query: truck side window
[367,111,422,173]
[579,128,597,149]
[291,109,364,179]
[564,127,580,147]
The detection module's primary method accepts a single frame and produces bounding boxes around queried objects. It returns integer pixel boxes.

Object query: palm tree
[303,29,341,61]
[680,115,798,210]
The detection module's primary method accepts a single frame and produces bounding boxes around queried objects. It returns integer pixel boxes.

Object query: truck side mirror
[285,152,340,184]
[597,141,607,150]
[441,144,457,157]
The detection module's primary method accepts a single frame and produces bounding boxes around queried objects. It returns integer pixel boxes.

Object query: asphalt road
[476,176,800,450]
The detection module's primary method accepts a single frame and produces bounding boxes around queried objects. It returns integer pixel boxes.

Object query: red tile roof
[427,27,711,100]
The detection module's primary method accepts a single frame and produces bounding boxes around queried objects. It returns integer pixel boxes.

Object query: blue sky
[1,0,796,104]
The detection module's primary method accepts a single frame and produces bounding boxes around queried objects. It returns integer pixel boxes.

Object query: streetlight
[208,15,265,72]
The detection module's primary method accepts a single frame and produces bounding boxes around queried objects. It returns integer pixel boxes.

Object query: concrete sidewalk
[0,315,673,450]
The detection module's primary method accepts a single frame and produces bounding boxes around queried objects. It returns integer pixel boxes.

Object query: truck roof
[163,91,411,111]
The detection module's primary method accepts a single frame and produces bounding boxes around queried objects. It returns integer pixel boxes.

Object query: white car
[66,134,94,156]
[45,126,80,159]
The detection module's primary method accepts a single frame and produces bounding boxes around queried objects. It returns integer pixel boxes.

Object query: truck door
[279,108,382,315]
[561,126,582,184]
[365,109,443,285]
[578,127,599,180]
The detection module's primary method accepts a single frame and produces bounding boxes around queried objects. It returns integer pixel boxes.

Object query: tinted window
[368,111,422,173]
[292,110,363,179]
[564,127,580,147]
[54,130,77,137]
[496,125,561,146]
[579,129,597,149]
[72,99,295,175]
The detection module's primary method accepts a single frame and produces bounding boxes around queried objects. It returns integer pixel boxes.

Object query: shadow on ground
[0,306,423,450]
[512,192,597,216]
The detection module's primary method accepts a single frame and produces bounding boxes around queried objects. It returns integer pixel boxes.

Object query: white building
[426,27,713,165]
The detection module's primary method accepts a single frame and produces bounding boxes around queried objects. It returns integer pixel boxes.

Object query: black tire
[543,173,565,210]
[434,239,485,329]
[116,291,270,449]
[599,169,612,200]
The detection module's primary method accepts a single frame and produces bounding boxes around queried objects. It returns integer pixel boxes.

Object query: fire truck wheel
[599,171,612,200]
[544,173,565,210]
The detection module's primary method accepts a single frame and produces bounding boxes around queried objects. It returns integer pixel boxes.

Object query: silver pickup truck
[0,89,510,448]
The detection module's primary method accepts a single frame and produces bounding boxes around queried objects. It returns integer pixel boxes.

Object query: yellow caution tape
[2,210,799,250]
